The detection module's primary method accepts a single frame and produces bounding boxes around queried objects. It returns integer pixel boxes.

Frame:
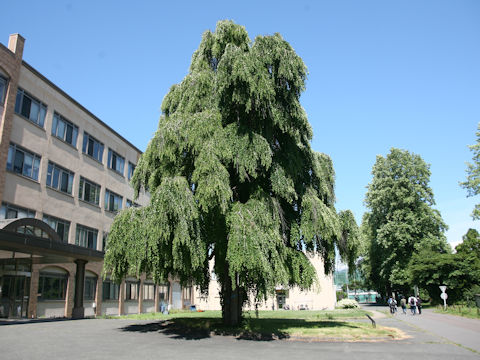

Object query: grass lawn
[103,309,406,341]
[434,305,480,320]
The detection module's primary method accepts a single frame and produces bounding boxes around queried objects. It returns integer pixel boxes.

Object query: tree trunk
[221,269,242,326]
[386,283,392,300]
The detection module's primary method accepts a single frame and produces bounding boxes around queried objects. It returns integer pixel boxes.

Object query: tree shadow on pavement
[119,317,358,341]
[0,317,91,326]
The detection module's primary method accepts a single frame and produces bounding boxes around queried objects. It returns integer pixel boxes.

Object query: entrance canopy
[0,218,104,264]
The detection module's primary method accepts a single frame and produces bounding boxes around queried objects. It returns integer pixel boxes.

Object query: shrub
[337,298,360,309]
[336,290,347,301]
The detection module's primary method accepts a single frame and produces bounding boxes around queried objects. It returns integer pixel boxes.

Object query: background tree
[453,229,480,305]
[362,148,448,296]
[409,229,480,304]
[337,210,361,275]
[408,248,455,303]
[456,228,480,258]
[104,21,352,326]
[460,123,480,219]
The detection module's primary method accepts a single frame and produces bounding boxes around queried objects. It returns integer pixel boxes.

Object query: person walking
[408,295,417,315]
[416,296,422,315]
[388,296,397,315]
[400,296,407,314]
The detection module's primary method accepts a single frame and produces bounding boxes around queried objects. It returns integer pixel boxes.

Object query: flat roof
[21,60,144,155]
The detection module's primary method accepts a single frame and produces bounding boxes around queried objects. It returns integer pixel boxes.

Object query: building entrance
[0,261,31,318]
[276,290,287,309]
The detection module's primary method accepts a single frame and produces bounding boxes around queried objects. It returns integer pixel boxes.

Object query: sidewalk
[372,305,480,353]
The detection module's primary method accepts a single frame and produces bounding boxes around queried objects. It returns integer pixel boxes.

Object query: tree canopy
[103,21,354,325]
[456,228,480,258]
[361,148,448,295]
[409,229,480,304]
[461,123,480,219]
[337,210,361,275]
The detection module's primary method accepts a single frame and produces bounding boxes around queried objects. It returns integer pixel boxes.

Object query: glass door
[0,275,30,318]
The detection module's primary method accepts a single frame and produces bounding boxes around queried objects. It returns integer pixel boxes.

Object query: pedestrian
[388,296,397,315]
[416,296,422,315]
[400,296,407,314]
[387,296,395,314]
[408,294,417,315]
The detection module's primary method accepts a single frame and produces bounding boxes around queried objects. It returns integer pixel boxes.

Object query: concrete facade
[0,34,154,318]
[193,255,336,311]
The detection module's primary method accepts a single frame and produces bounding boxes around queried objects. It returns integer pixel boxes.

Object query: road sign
[439,285,447,293]
[440,293,448,300]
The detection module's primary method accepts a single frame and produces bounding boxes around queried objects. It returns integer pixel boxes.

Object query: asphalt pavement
[0,308,478,360]
[367,304,480,353]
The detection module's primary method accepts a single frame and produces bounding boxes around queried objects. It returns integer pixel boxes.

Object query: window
[102,278,119,301]
[182,286,192,306]
[52,112,78,147]
[125,280,139,301]
[38,268,68,300]
[15,224,49,238]
[108,149,125,175]
[79,177,100,205]
[84,272,97,301]
[143,282,155,300]
[75,224,98,249]
[105,189,123,212]
[0,74,7,105]
[126,199,140,208]
[0,202,35,220]
[7,143,41,181]
[158,284,169,303]
[128,162,135,180]
[43,214,70,243]
[46,162,74,195]
[102,232,108,252]
[82,132,104,162]
[14,88,47,127]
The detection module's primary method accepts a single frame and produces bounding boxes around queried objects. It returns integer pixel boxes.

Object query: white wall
[36,300,65,318]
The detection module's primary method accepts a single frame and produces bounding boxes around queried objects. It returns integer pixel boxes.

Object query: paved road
[0,311,478,360]
[369,305,480,353]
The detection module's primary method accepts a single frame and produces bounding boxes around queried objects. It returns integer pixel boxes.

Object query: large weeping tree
[104,21,350,326]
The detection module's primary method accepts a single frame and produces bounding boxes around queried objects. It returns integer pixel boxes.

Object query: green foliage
[362,148,448,294]
[460,124,480,219]
[336,290,347,301]
[435,304,480,319]
[104,177,209,289]
[104,21,352,323]
[409,249,456,303]
[409,229,480,304]
[456,228,480,258]
[337,210,361,274]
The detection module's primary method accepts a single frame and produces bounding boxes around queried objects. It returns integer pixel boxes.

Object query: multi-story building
[0,34,335,319]
[0,33,157,319]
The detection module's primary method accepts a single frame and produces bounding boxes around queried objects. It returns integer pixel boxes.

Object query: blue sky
[2,0,479,247]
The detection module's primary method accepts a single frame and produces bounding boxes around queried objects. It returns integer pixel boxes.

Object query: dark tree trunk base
[222,273,243,326]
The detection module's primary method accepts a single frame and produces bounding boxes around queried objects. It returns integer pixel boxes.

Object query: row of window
[6,143,140,211]
[105,281,169,302]
[37,270,168,303]
[0,202,100,250]
[14,87,136,179]
[38,270,97,301]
